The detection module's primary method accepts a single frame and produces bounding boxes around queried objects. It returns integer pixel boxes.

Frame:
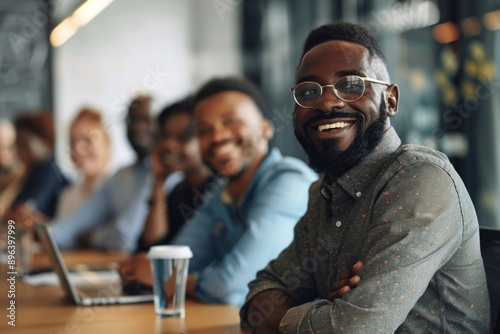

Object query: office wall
[53,0,242,177]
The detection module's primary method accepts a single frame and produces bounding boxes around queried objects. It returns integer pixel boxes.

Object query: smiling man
[120,77,317,306]
[240,22,491,333]
[169,77,317,306]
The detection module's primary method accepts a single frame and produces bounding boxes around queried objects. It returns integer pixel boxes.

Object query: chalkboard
[0,0,52,120]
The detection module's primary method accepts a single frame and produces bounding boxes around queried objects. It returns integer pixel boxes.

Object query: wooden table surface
[0,250,242,334]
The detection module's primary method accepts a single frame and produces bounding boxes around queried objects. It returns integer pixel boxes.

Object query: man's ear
[386,84,399,117]
[261,119,274,140]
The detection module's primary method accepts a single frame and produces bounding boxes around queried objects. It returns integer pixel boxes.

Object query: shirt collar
[136,156,150,170]
[321,127,401,200]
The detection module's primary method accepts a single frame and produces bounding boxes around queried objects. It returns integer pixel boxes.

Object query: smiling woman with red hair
[55,107,112,219]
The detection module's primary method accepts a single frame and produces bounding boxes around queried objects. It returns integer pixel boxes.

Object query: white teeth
[213,144,233,156]
[317,122,349,131]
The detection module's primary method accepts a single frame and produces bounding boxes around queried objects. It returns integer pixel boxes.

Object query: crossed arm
[244,261,363,333]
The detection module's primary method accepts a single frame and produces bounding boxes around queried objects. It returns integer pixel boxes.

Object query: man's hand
[4,204,49,226]
[150,142,169,180]
[327,261,363,301]
[244,290,298,334]
[119,252,153,287]
[120,255,198,302]
[150,141,180,181]
[185,274,198,299]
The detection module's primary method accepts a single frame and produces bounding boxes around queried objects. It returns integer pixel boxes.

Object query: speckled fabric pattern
[242,127,491,333]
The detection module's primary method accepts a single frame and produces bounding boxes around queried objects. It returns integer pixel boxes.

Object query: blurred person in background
[137,96,211,252]
[55,108,112,219]
[0,119,25,219]
[49,95,179,253]
[8,111,68,222]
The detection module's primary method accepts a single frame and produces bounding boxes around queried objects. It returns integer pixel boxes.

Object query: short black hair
[14,111,55,149]
[301,21,386,65]
[128,95,151,114]
[157,96,195,137]
[193,77,268,116]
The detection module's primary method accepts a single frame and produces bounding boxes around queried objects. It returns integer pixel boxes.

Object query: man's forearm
[245,290,297,334]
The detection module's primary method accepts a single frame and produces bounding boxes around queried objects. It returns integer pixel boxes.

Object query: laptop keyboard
[79,285,122,298]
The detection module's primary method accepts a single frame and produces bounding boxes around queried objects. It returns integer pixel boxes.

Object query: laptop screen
[34,223,82,304]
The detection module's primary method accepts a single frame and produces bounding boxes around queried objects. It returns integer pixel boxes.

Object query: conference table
[0,250,242,334]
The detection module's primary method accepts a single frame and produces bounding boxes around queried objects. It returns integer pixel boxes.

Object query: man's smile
[306,117,358,140]
[317,121,351,131]
[209,141,238,160]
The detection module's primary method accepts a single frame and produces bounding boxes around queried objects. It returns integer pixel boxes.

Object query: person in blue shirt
[50,96,164,253]
[119,77,317,306]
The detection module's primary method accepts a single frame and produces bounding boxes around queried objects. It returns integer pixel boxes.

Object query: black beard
[298,99,388,178]
[0,164,14,175]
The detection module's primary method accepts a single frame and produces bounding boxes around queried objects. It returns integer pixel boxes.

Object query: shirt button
[356,192,362,197]
[336,221,342,227]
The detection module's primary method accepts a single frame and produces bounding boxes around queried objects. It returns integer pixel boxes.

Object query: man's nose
[211,123,231,142]
[313,86,346,113]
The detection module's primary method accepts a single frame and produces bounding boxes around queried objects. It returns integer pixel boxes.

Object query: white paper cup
[147,246,193,317]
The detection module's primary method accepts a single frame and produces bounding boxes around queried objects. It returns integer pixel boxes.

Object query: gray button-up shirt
[242,127,490,333]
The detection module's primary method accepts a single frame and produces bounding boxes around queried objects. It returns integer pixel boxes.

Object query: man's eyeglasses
[290,75,391,108]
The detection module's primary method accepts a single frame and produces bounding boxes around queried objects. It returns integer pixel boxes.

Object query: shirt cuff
[279,300,332,333]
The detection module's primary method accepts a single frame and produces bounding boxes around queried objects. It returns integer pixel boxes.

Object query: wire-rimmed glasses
[291,75,391,108]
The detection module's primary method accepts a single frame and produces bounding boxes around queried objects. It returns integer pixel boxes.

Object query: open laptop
[34,223,154,306]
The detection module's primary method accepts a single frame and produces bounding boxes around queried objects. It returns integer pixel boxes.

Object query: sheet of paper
[23,270,121,286]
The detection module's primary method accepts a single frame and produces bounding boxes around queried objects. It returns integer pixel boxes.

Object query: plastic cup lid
[147,245,193,259]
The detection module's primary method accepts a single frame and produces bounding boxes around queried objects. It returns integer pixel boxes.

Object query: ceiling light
[50,0,114,47]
